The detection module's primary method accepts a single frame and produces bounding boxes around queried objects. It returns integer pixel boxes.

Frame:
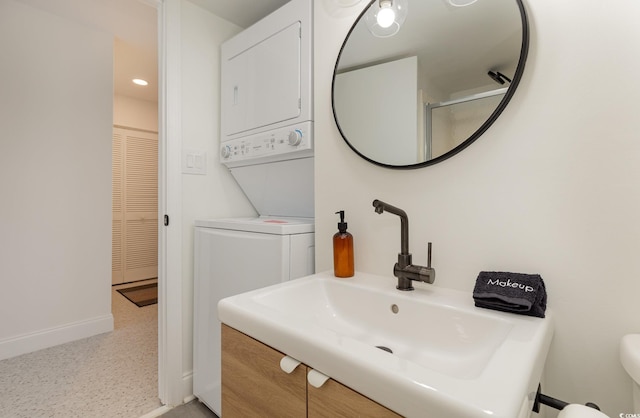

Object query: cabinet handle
[307,369,330,388]
[280,355,301,374]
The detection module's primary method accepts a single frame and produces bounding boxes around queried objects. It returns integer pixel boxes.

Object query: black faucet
[372,199,435,291]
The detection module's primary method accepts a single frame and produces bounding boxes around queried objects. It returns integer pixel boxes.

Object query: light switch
[182,149,207,175]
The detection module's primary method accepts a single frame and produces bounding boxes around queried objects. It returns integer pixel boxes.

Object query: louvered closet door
[112,127,158,284]
[112,130,124,284]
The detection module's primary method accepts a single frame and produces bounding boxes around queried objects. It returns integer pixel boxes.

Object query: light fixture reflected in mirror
[364,0,408,38]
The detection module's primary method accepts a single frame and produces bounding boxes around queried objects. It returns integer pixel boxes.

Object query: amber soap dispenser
[333,210,354,278]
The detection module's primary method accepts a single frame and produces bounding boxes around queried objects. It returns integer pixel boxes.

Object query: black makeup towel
[473,271,546,318]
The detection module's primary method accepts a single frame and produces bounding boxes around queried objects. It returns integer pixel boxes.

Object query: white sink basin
[218,271,554,418]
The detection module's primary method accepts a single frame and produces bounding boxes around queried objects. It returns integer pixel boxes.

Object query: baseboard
[0,314,114,361]
[182,370,194,403]
[138,405,172,418]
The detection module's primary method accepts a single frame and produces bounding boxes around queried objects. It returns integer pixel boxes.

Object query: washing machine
[192,217,314,415]
[193,0,314,414]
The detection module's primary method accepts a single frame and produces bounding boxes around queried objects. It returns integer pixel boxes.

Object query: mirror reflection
[332,0,528,168]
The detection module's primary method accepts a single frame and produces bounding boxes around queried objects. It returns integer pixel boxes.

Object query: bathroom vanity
[222,324,400,417]
[218,271,554,417]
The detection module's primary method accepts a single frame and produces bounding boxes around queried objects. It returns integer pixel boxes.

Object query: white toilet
[554,333,640,418]
[557,404,610,418]
[621,333,640,411]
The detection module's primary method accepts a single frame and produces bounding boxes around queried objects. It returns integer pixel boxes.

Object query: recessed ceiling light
[132,78,148,86]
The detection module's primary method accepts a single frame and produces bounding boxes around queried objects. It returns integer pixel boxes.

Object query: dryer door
[222,22,301,137]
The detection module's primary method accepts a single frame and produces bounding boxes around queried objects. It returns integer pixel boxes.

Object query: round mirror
[332,0,529,169]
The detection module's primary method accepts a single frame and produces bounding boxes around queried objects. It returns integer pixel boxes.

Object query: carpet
[117,283,158,307]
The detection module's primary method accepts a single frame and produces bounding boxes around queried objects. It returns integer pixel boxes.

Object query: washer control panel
[220,122,313,166]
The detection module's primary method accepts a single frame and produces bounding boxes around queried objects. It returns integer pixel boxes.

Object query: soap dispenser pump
[333,210,354,278]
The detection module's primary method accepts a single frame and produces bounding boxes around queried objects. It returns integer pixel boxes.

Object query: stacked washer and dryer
[193,0,314,415]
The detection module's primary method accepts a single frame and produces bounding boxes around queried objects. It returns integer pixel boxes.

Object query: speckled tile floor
[0,280,160,418]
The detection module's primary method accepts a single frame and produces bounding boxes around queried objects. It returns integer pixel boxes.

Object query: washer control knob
[220,145,231,159]
[288,130,303,146]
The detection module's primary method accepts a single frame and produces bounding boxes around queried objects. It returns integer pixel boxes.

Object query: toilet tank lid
[621,334,640,383]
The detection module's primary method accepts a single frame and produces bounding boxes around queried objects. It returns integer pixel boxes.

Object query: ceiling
[191,0,290,29]
[17,0,290,103]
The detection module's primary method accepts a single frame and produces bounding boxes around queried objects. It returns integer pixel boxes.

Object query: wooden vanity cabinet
[307,376,402,418]
[221,324,307,417]
[221,324,401,418]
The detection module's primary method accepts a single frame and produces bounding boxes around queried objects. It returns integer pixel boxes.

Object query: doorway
[112,126,158,285]
[114,0,171,405]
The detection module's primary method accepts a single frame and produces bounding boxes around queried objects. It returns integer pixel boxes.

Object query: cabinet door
[112,130,124,283]
[112,127,158,284]
[308,377,402,418]
[221,325,306,418]
[221,22,301,137]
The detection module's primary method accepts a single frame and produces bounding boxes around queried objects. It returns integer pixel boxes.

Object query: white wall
[0,0,113,359]
[179,0,256,393]
[315,0,640,416]
[114,95,158,132]
[335,57,419,165]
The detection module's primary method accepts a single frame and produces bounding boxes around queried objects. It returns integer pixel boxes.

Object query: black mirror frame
[331,0,530,170]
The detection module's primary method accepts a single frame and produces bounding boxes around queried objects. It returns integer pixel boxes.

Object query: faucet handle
[427,242,432,269]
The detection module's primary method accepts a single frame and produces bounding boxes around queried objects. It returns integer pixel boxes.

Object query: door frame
[153,0,184,407]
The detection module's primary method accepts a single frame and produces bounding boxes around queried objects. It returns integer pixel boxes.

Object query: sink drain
[375,345,393,354]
